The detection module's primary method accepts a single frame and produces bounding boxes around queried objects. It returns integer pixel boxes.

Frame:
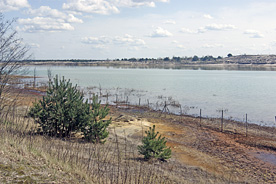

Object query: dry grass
[0,113,181,183]
[2,86,276,183]
[0,105,239,183]
[111,106,276,183]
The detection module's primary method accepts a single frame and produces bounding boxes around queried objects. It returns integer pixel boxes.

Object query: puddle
[255,152,276,166]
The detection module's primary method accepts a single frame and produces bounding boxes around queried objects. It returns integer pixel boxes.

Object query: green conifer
[82,95,111,143]
[138,125,171,161]
[28,75,90,137]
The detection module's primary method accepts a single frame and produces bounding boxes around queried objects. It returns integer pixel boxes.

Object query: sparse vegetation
[3,11,276,184]
[2,84,276,183]
[0,13,30,119]
[0,113,177,184]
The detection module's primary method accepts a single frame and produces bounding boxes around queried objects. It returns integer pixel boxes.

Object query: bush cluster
[28,75,111,143]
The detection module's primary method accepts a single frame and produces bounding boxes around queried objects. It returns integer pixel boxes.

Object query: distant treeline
[118,55,224,62]
[24,54,227,63]
[24,54,276,65]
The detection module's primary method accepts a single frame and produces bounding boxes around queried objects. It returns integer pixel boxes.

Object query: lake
[24,65,276,126]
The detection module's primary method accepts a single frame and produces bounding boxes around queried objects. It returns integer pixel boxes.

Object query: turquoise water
[26,66,276,126]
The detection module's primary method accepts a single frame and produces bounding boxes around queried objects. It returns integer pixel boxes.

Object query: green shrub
[28,75,111,143]
[28,75,91,137]
[138,125,171,161]
[82,95,111,143]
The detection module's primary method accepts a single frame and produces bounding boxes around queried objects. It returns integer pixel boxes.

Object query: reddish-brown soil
[11,87,276,183]
[107,104,276,183]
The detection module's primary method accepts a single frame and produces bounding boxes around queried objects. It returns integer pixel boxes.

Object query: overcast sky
[1,0,276,60]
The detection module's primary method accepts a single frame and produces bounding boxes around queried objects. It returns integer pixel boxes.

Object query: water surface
[25,66,276,126]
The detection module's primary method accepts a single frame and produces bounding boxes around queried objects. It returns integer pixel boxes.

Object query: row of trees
[117,55,233,63]
[27,54,234,64]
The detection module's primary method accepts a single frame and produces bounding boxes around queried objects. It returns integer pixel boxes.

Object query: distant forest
[25,55,224,63]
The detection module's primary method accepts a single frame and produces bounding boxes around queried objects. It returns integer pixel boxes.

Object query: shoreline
[21,86,276,132]
[8,86,276,183]
[17,74,276,127]
[22,61,276,71]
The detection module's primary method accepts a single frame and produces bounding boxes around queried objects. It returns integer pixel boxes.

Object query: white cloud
[27,6,83,23]
[204,24,236,31]
[0,0,30,12]
[149,27,173,37]
[82,34,146,49]
[180,28,197,34]
[62,0,119,15]
[81,36,110,44]
[203,14,213,19]
[116,0,155,8]
[244,30,264,38]
[195,24,236,33]
[18,6,83,32]
[18,17,75,32]
[62,0,169,14]
[105,0,170,8]
[180,24,236,34]
[164,20,176,24]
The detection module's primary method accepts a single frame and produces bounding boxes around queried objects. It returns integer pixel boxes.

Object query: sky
[1,0,276,60]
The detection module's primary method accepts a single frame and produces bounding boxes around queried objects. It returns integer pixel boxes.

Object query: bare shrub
[0,13,30,121]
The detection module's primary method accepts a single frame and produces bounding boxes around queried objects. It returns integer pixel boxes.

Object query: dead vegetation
[1,87,276,183]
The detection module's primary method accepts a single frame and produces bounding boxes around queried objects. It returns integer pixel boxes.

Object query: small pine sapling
[138,125,171,161]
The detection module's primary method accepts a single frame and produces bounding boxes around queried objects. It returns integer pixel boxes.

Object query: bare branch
[0,13,30,119]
